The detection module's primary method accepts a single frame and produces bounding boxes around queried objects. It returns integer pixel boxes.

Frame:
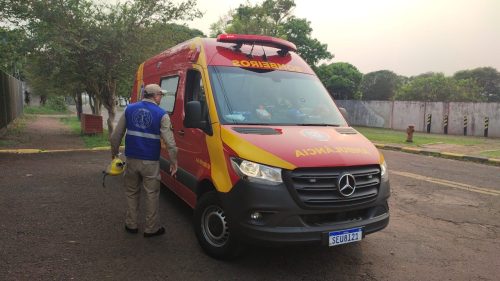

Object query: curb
[374,143,500,167]
[0,146,121,154]
[2,144,499,167]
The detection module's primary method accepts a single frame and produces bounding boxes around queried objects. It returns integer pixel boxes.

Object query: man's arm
[160,114,178,165]
[110,113,126,158]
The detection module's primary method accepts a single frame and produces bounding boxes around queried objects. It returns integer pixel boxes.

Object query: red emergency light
[217,34,297,53]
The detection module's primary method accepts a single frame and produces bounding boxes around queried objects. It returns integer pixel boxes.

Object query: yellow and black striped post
[463,115,468,136]
[484,117,489,137]
[443,114,448,134]
[426,114,432,133]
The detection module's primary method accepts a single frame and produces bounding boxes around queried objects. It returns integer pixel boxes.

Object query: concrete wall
[336,100,392,128]
[336,100,500,138]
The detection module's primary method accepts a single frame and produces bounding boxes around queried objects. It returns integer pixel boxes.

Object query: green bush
[47,96,68,111]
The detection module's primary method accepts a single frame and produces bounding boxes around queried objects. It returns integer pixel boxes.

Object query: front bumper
[219,177,390,246]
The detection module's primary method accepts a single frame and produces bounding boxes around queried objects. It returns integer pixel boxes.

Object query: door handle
[177,130,185,136]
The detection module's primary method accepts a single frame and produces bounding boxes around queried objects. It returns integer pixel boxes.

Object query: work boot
[125,225,138,234]
[144,226,165,238]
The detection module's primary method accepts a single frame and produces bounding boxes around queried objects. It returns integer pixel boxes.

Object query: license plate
[328,227,362,246]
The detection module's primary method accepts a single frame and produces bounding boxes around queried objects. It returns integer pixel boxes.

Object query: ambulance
[130,34,390,259]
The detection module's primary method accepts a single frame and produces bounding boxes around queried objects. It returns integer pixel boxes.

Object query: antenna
[261,45,268,61]
[247,42,255,58]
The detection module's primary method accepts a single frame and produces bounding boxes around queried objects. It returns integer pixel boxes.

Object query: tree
[454,67,500,102]
[360,70,403,100]
[1,0,203,133]
[209,10,233,37]
[316,62,362,100]
[210,0,332,66]
[282,17,332,66]
[0,28,29,78]
[395,72,484,102]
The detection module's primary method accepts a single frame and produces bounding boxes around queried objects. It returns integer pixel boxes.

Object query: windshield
[208,66,346,126]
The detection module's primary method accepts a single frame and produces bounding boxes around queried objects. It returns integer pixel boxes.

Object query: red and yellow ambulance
[130,34,390,259]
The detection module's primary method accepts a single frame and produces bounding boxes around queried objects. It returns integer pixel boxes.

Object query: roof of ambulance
[147,37,315,75]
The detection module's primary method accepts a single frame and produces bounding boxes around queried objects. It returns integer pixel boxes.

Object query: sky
[176,0,500,76]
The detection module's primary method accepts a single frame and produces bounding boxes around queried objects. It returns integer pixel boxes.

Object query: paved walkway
[0,114,85,151]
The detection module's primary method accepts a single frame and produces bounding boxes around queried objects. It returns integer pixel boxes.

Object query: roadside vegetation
[60,116,112,148]
[355,126,500,159]
[24,96,69,115]
[479,150,500,159]
[355,127,485,146]
[0,115,35,146]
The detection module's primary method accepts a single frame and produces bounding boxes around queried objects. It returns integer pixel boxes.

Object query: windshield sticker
[232,60,303,72]
[300,129,330,142]
[295,146,370,158]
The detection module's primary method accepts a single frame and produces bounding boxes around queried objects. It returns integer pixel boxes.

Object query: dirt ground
[0,115,85,150]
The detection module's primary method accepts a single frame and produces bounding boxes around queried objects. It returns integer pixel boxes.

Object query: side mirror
[184,101,202,128]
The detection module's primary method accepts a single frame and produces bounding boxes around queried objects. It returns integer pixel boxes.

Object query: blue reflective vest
[124,101,166,161]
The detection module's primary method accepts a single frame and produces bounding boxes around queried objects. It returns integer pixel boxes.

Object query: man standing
[110,84,178,237]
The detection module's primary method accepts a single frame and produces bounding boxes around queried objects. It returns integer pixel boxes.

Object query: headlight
[230,157,282,185]
[380,160,388,180]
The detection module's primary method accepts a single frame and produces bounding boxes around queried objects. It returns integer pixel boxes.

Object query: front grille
[283,165,381,208]
[301,203,389,226]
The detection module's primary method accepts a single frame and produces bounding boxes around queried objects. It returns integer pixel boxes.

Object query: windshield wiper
[299,123,341,127]
[237,123,272,126]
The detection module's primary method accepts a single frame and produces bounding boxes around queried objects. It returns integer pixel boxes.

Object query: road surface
[0,150,498,280]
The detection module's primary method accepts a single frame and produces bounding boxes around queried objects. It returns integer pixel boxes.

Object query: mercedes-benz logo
[337,173,356,197]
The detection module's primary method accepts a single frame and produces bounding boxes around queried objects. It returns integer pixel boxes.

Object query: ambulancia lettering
[295,146,370,157]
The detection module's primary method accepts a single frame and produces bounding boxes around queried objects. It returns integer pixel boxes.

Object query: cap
[144,84,166,95]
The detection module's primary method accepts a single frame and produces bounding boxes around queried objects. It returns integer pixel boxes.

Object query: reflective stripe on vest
[126,130,160,140]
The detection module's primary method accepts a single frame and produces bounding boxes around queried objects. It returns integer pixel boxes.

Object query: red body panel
[222,125,380,168]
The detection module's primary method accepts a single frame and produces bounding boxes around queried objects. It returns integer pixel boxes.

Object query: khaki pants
[124,157,161,233]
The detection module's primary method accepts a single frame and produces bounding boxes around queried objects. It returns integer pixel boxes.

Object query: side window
[185,70,208,122]
[159,76,179,113]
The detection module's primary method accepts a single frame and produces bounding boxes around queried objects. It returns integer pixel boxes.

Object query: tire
[193,191,243,260]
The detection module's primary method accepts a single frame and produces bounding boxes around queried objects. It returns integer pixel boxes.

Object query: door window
[159,76,179,113]
[185,70,209,125]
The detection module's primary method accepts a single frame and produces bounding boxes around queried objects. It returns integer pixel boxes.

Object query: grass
[60,116,112,148]
[0,139,14,146]
[1,114,35,136]
[479,150,500,158]
[24,105,69,115]
[354,126,486,146]
[0,114,35,147]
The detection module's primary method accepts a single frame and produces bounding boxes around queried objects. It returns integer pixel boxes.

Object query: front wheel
[193,191,243,259]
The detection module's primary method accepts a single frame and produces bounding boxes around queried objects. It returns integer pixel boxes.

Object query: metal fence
[0,71,24,133]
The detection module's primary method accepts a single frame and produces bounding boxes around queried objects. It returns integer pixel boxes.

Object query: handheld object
[102,157,126,187]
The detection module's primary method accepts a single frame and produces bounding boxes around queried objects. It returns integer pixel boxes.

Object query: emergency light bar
[217,34,297,53]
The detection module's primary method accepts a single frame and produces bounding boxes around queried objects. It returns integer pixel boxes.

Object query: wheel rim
[201,205,229,247]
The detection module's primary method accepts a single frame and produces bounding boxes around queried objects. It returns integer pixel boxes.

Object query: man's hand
[170,163,178,177]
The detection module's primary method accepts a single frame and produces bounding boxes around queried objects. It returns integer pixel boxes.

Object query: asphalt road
[0,150,499,281]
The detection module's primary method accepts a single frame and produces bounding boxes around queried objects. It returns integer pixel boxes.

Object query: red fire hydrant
[406,125,415,142]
